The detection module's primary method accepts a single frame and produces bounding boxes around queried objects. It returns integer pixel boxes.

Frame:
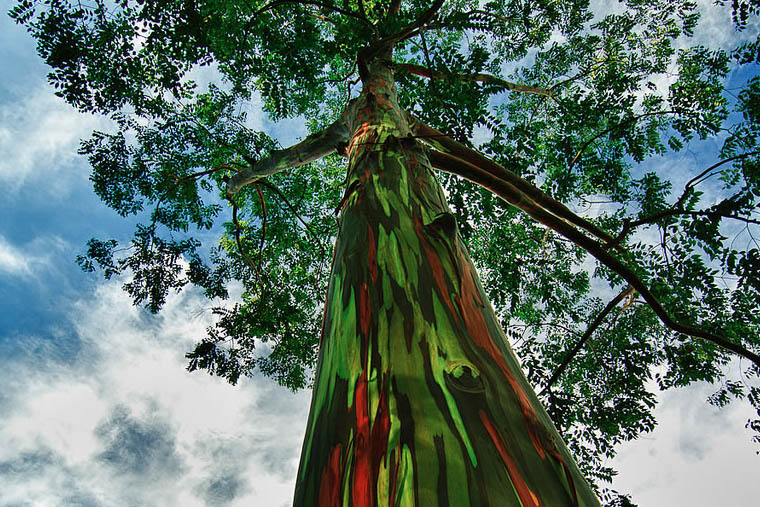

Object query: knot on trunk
[425,212,458,238]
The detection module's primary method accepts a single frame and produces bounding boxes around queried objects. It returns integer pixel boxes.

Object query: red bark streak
[479,410,542,507]
[368,225,378,284]
[318,444,343,507]
[389,443,401,506]
[414,217,457,317]
[352,373,391,507]
[353,369,374,507]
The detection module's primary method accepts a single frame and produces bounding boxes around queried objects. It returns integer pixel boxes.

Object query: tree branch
[394,62,553,97]
[539,286,635,395]
[226,116,350,197]
[674,150,760,209]
[379,0,444,46]
[569,110,687,168]
[412,117,616,245]
[427,148,760,371]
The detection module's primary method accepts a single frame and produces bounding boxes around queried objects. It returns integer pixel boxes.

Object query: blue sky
[0,2,758,506]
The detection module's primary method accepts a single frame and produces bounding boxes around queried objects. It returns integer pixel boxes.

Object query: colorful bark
[294,55,600,507]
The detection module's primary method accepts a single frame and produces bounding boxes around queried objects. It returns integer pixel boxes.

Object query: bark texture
[294,55,600,507]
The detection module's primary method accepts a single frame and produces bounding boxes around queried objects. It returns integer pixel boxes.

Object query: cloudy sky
[0,2,759,506]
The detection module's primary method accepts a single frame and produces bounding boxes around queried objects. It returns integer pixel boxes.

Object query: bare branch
[226,116,350,197]
[675,150,760,208]
[540,286,635,395]
[394,62,553,97]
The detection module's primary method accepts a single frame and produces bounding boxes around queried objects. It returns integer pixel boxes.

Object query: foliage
[12,0,760,502]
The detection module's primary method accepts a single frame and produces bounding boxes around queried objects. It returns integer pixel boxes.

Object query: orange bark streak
[353,369,373,507]
[479,410,542,507]
[414,217,457,317]
[456,253,548,458]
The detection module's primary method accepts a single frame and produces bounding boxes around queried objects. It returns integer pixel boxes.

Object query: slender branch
[173,164,240,184]
[257,179,327,247]
[255,184,267,275]
[412,117,616,245]
[539,286,634,395]
[569,110,687,168]
[675,150,760,209]
[226,115,350,197]
[427,149,760,371]
[231,200,262,280]
[633,208,760,230]
[394,62,553,97]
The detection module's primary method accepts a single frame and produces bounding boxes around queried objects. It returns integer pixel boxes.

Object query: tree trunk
[294,53,600,507]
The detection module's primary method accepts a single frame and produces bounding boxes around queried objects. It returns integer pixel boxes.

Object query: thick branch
[380,0,444,46]
[226,117,349,197]
[412,118,616,245]
[539,286,635,395]
[427,149,760,371]
[394,62,553,97]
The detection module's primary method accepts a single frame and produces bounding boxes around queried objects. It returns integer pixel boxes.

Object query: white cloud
[0,85,107,193]
[0,234,65,278]
[0,280,310,506]
[611,375,760,506]
[0,235,31,275]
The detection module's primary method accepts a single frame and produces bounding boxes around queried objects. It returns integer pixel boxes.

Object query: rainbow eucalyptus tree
[12,0,760,505]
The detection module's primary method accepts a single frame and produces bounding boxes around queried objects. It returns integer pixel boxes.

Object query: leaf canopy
[12,0,760,501]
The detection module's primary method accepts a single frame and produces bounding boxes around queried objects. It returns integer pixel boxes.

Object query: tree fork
[425,148,760,371]
[410,118,616,246]
[294,52,600,506]
[227,116,351,197]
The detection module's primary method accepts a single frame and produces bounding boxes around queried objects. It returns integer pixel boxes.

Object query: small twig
[257,180,327,251]
[231,199,262,280]
[254,184,267,276]
[569,110,692,168]
[243,0,376,33]
[540,286,634,395]
[675,150,760,209]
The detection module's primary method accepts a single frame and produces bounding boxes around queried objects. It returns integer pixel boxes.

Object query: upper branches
[415,118,760,372]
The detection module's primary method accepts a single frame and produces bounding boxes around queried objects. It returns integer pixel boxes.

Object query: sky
[0,2,758,506]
